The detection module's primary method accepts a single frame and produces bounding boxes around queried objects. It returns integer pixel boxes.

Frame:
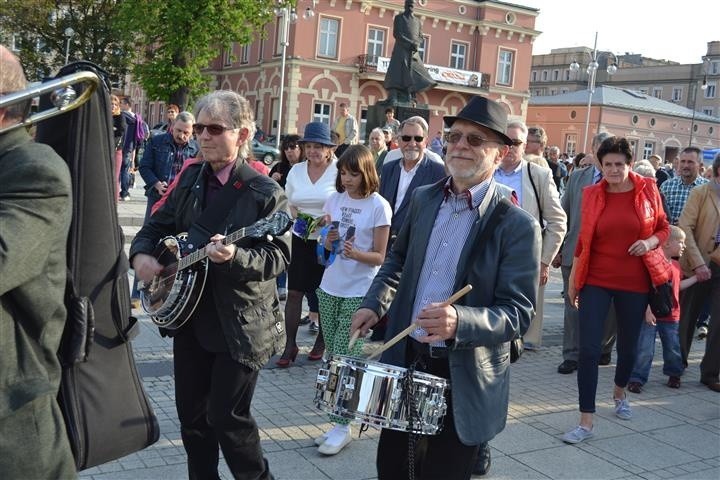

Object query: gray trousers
[561,265,617,361]
[700,274,720,383]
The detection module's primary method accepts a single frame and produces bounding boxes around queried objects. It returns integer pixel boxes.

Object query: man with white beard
[378,116,446,249]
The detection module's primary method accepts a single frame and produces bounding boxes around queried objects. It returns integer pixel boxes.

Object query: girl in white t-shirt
[314,145,392,455]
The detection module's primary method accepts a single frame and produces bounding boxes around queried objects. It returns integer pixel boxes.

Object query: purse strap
[526,162,544,228]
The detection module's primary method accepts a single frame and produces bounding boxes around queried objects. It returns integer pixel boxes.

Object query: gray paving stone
[477,454,551,479]
[513,444,628,479]
[87,463,188,480]
[644,423,720,456]
[490,420,565,455]
[591,433,699,470]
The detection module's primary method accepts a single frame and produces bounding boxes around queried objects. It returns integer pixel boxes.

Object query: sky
[521,0,718,65]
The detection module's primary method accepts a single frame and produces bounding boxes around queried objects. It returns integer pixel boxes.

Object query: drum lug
[340,376,356,400]
[316,368,330,386]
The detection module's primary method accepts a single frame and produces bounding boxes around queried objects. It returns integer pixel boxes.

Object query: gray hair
[507,120,528,142]
[633,160,656,178]
[549,146,560,155]
[400,115,429,136]
[592,132,613,151]
[369,127,385,138]
[194,90,256,159]
[175,111,195,124]
[0,45,29,121]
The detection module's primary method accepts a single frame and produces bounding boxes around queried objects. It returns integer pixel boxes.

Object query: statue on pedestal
[382,0,437,105]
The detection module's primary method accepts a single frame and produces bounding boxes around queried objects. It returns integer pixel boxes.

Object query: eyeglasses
[444,131,499,148]
[400,135,425,143]
[283,144,299,150]
[509,139,524,148]
[193,123,235,136]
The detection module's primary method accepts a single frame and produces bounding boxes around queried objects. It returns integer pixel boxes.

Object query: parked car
[252,139,280,165]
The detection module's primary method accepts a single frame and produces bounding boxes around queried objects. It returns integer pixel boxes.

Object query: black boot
[473,442,491,476]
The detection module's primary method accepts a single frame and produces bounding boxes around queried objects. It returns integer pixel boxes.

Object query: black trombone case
[35,62,159,470]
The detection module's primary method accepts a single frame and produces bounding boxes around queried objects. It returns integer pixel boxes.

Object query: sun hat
[299,122,336,146]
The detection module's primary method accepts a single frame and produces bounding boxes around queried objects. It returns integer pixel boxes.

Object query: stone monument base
[365,102,431,143]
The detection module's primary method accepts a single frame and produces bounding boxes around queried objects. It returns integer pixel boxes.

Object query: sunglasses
[400,135,425,143]
[444,131,499,148]
[193,123,235,136]
[283,144,299,150]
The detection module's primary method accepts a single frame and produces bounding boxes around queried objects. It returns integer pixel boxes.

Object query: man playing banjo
[130,91,291,480]
[351,96,540,479]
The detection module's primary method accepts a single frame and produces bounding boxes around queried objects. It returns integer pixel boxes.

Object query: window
[450,41,467,69]
[313,102,332,125]
[534,89,543,96]
[552,70,559,81]
[531,71,537,82]
[318,17,340,58]
[366,27,385,66]
[549,89,557,95]
[259,37,264,62]
[702,107,714,116]
[653,87,662,99]
[542,70,548,81]
[560,88,569,94]
[497,49,514,86]
[275,16,284,55]
[628,139,638,158]
[565,134,577,157]
[704,81,716,98]
[643,141,654,159]
[564,69,571,81]
[10,34,20,51]
[417,35,429,63]
[710,61,720,75]
[672,87,682,102]
[223,46,233,66]
[241,44,250,64]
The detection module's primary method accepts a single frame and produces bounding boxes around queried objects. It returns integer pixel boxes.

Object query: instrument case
[36,61,159,470]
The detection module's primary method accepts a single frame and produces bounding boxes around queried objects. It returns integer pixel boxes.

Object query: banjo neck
[177,226,248,270]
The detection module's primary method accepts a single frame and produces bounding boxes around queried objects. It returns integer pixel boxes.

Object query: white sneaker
[318,425,352,455]
[697,325,708,340]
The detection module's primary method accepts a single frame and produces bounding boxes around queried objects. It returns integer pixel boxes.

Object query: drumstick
[367,284,472,361]
[347,329,361,351]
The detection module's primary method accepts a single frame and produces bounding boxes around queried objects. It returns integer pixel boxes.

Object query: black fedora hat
[443,96,512,146]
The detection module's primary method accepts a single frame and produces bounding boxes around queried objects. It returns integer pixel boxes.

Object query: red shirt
[657,260,681,323]
[583,190,651,293]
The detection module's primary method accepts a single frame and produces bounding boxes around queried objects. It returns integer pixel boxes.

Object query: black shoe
[299,315,311,326]
[473,442,491,476]
[557,360,578,374]
[599,353,612,366]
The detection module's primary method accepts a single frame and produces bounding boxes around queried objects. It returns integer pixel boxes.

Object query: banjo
[139,211,292,330]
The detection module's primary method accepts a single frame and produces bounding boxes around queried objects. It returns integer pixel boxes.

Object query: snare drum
[314,354,448,435]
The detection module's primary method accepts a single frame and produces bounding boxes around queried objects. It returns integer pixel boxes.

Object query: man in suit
[0,44,76,479]
[495,121,566,350]
[554,131,617,374]
[352,96,540,480]
[678,154,720,391]
[379,115,446,246]
[131,91,291,479]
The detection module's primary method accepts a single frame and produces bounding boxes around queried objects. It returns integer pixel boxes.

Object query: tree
[0,0,131,84]
[115,0,292,109]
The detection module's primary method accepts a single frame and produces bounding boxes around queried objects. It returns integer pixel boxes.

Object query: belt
[410,339,449,359]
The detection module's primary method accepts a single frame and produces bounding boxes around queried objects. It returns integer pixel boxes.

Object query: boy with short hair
[628,226,698,392]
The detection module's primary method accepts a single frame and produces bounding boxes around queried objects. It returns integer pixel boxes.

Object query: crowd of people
[2,39,718,479]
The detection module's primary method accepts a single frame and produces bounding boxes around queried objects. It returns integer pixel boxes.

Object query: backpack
[35,61,159,471]
[134,113,150,144]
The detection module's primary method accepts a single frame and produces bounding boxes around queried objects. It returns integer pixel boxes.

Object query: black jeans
[376,343,479,480]
[173,329,272,480]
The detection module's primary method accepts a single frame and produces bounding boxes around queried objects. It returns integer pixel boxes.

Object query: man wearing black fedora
[351,96,540,479]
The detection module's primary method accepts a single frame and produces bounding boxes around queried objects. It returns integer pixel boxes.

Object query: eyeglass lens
[400,135,424,143]
[193,123,230,135]
[444,131,494,147]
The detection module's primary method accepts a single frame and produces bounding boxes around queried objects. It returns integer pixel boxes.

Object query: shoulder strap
[187,161,260,248]
[526,162,543,227]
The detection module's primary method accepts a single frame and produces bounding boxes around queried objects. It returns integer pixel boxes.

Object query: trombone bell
[0,70,100,134]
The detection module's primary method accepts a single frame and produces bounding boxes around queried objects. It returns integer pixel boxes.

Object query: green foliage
[0,0,131,84]
[116,0,293,107]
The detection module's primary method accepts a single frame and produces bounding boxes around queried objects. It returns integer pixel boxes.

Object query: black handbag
[648,281,673,317]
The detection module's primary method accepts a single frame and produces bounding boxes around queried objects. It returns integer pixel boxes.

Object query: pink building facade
[130,0,540,139]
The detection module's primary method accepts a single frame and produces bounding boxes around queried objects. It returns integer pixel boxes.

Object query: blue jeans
[629,322,684,384]
[276,271,287,290]
[577,285,648,413]
[119,150,133,198]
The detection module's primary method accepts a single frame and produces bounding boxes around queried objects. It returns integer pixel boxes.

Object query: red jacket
[574,171,670,291]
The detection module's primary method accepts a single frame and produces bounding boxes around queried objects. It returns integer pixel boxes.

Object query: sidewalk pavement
[81,181,720,480]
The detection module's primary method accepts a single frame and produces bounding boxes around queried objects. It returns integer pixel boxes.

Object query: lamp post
[689,56,710,146]
[569,32,618,153]
[64,27,75,65]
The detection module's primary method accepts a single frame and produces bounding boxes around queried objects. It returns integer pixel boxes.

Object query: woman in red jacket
[563,137,670,444]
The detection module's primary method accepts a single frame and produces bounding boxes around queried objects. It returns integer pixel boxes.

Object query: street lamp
[569,32,618,153]
[64,27,75,65]
[689,56,710,146]
[274,6,298,149]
